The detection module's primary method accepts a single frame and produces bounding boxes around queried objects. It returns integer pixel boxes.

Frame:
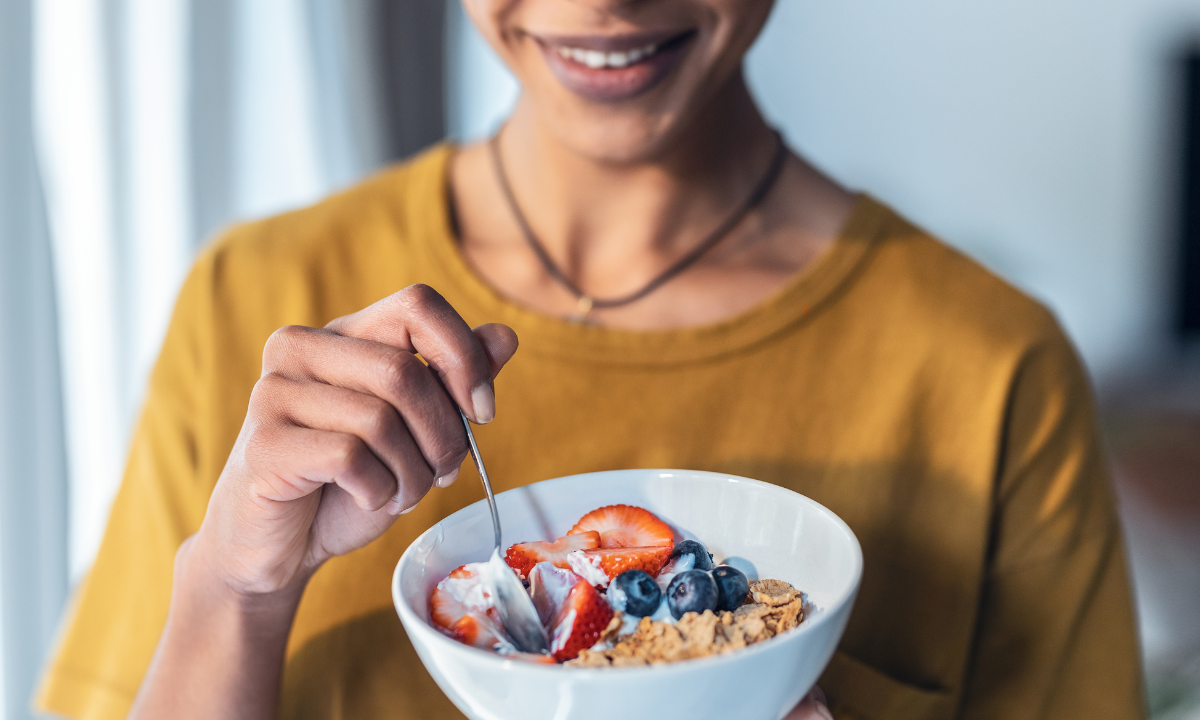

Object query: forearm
[129,534,310,720]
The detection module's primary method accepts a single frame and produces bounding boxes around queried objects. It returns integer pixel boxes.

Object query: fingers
[263,333,467,482]
[254,287,517,518]
[258,374,441,512]
[473,323,519,379]
[782,687,832,720]
[245,423,399,514]
[325,285,501,423]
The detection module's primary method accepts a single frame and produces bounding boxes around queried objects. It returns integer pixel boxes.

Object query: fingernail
[471,382,495,424]
[815,703,834,720]
[436,468,460,488]
[400,503,418,515]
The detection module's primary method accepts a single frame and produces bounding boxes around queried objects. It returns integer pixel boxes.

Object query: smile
[534,31,697,103]
[551,42,662,70]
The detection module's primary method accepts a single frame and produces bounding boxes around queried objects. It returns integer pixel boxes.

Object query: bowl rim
[392,468,863,676]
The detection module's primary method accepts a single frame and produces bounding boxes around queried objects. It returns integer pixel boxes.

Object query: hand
[192,284,518,597]
[784,687,834,720]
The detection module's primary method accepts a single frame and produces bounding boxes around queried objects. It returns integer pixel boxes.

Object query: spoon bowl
[457,409,549,654]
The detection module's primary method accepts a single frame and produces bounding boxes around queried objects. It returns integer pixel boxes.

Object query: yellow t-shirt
[36,145,1144,720]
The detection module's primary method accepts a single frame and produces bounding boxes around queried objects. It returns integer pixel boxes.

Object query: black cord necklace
[488,130,788,320]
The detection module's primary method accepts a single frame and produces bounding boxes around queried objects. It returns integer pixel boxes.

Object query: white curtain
[1,2,444,718]
[0,3,69,720]
[33,0,404,585]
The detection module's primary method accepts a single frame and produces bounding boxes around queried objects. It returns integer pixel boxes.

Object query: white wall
[447,0,1200,382]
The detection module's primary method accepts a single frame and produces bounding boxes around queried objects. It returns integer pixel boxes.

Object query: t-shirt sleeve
[34,249,218,720]
[958,325,1145,720]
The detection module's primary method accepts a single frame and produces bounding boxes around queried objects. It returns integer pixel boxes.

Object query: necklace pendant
[568,296,596,325]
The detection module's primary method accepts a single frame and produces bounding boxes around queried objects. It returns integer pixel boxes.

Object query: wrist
[176,532,311,629]
[132,533,306,720]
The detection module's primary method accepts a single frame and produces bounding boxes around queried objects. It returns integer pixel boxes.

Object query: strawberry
[568,504,674,549]
[443,613,504,648]
[548,578,615,662]
[504,530,601,579]
[448,564,479,580]
[529,562,584,626]
[507,651,557,665]
[568,545,673,584]
[429,563,505,650]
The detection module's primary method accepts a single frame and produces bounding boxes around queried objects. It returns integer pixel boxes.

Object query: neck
[493,70,779,291]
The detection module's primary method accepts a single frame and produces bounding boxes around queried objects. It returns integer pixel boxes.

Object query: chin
[517,51,750,166]
[525,71,726,166]
[543,113,683,165]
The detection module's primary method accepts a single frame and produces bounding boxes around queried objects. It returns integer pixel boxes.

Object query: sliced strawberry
[529,562,584,626]
[429,563,505,650]
[548,579,614,662]
[444,613,504,648]
[568,504,674,549]
[448,565,478,580]
[568,545,673,584]
[504,530,601,579]
[429,563,490,628]
[506,651,557,665]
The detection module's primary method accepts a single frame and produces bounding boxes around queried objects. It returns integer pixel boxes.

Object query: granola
[567,580,807,668]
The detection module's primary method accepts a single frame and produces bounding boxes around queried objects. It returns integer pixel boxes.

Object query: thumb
[784,686,833,720]
[473,323,519,379]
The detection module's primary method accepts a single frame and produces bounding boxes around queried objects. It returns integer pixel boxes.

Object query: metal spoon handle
[459,409,502,551]
[457,409,550,653]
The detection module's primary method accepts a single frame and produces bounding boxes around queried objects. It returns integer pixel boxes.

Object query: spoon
[457,408,551,655]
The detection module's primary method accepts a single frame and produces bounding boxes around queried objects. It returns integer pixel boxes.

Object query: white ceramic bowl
[392,469,862,720]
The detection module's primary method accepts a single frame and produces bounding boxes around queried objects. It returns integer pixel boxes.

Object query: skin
[130,1,849,718]
[453,0,853,329]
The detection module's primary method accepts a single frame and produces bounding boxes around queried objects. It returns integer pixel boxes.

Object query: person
[36,1,1144,719]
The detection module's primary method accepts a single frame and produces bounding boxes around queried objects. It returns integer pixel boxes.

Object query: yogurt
[566,550,611,588]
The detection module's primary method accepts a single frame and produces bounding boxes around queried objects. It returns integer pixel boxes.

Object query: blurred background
[1,1,1198,718]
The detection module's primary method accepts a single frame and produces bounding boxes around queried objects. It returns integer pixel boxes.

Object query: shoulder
[184,144,454,330]
[202,144,452,281]
[852,197,1070,363]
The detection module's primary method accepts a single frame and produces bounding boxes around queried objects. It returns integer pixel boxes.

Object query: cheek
[712,0,775,55]
[461,0,546,79]
[460,0,521,50]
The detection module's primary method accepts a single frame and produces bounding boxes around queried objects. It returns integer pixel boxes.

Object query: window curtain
[0,3,70,720]
[3,2,445,718]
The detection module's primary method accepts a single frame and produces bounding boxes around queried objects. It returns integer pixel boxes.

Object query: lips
[534,30,696,103]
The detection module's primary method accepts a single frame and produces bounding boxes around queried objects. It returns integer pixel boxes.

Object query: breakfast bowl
[392,469,862,720]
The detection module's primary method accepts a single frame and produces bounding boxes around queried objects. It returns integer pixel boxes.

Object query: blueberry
[610,570,662,617]
[668,539,714,572]
[711,565,751,611]
[665,569,719,619]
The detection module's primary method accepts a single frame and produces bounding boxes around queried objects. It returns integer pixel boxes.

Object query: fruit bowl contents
[428,504,808,666]
[394,469,862,720]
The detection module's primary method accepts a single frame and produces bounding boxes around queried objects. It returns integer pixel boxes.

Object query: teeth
[555,42,658,69]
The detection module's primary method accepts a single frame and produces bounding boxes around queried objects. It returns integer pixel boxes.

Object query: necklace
[488,130,787,320]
